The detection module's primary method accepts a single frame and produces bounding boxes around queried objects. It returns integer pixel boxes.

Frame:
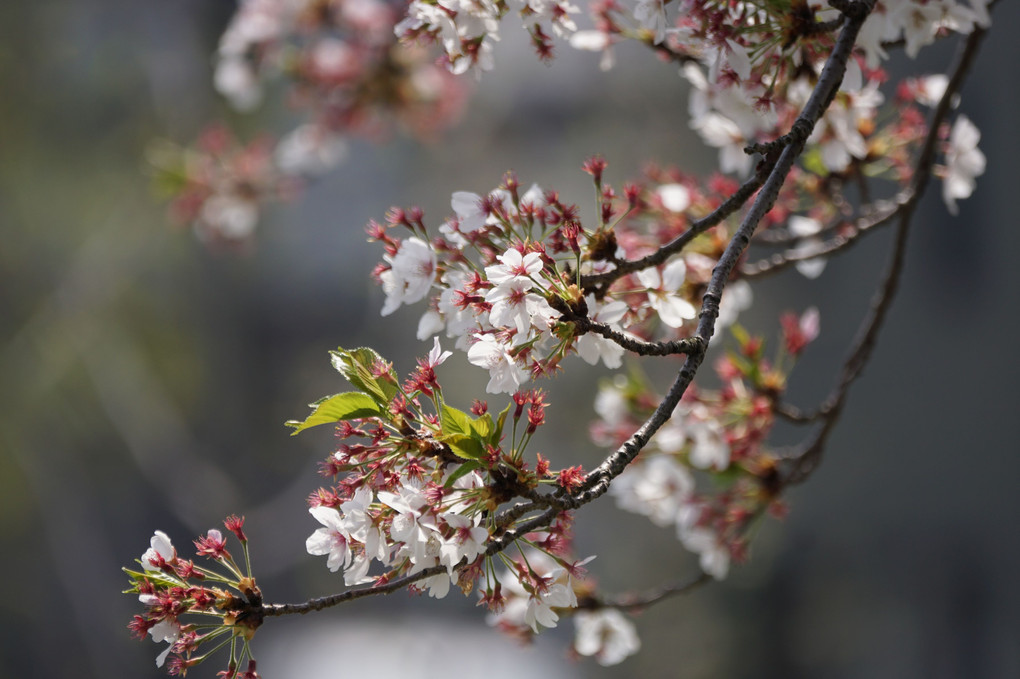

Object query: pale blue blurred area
[0,1,1018,678]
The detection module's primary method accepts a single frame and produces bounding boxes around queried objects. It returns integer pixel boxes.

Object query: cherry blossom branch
[261,504,567,617]
[742,199,900,277]
[566,0,877,502]
[567,311,703,357]
[781,23,988,486]
[260,0,877,620]
[579,170,767,291]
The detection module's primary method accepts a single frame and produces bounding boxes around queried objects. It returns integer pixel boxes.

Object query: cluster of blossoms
[290,342,649,663]
[394,0,987,209]
[157,0,989,242]
[125,518,262,677]
[214,0,466,135]
[369,159,762,394]
[150,126,292,245]
[594,309,820,579]
[129,0,998,673]
[290,344,600,625]
[487,547,641,666]
[158,0,469,242]
[396,0,581,76]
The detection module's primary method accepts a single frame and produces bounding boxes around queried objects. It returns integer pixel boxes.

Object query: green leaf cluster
[285,347,396,435]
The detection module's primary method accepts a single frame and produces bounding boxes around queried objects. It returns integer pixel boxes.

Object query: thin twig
[587,572,714,612]
[742,198,901,277]
[782,24,988,486]
[568,311,703,357]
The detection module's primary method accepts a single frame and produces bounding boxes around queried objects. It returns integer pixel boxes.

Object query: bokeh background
[1,1,1018,678]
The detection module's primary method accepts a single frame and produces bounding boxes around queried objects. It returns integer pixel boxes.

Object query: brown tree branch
[584,572,714,612]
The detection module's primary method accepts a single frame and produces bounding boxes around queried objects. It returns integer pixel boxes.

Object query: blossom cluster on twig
[125,518,261,677]
[127,0,996,673]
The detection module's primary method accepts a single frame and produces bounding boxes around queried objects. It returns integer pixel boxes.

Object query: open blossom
[141,530,175,571]
[525,573,577,632]
[306,505,356,574]
[380,237,437,316]
[636,259,697,328]
[486,550,586,633]
[787,216,827,279]
[486,280,559,337]
[438,512,488,575]
[574,609,641,666]
[485,248,545,286]
[575,296,628,368]
[677,504,730,580]
[339,487,388,564]
[941,115,986,215]
[379,482,442,568]
[148,618,181,668]
[611,455,694,526]
[467,334,530,393]
[418,270,477,347]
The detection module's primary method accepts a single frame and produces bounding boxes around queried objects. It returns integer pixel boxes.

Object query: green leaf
[492,403,511,446]
[286,392,382,435]
[471,412,494,440]
[729,323,750,348]
[439,432,487,461]
[330,347,399,406]
[440,403,474,435]
[801,146,829,177]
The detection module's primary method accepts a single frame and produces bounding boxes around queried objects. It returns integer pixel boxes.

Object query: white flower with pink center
[636,259,697,328]
[485,248,545,287]
[306,506,354,573]
[575,296,628,368]
[438,512,488,575]
[380,237,437,316]
[141,530,175,571]
[467,334,530,393]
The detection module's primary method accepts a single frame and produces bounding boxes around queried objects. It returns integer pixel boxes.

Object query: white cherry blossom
[149,618,181,668]
[575,296,628,368]
[574,609,641,666]
[787,216,827,279]
[611,454,694,526]
[942,115,986,215]
[380,237,437,316]
[636,259,697,328]
[467,334,530,393]
[438,512,488,575]
[677,504,729,580]
[141,530,175,571]
[306,505,354,573]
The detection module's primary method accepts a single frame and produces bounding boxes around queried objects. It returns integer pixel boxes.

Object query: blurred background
[1,1,1018,677]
